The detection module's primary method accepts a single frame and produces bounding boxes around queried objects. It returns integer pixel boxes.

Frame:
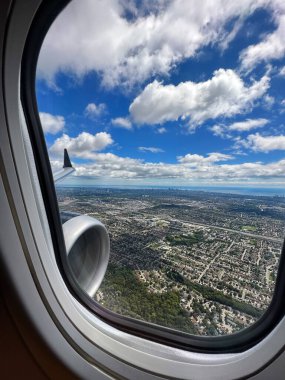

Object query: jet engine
[62,215,110,297]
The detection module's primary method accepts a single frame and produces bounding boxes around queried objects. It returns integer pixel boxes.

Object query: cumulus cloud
[39,112,65,134]
[49,131,113,158]
[130,69,269,127]
[210,125,231,139]
[37,0,274,88]
[240,8,285,71]
[178,152,233,165]
[50,150,285,183]
[211,118,269,138]
[280,66,285,76]
[157,127,167,134]
[138,146,164,153]
[241,133,285,152]
[84,102,106,118]
[111,117,132,130]
[228,118,269,131]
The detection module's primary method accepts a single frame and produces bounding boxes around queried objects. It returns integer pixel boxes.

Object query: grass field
[241,225,257,232]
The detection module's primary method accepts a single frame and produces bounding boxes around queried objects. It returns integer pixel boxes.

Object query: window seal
[20,0,285,354]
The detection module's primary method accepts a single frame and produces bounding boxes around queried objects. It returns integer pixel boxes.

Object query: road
[197,241,235,282]
[171,218,283,243]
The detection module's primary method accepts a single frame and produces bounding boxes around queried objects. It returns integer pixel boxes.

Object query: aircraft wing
[53,149,75,183]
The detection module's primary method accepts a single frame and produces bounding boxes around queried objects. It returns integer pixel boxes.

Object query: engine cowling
[62,215,110,298]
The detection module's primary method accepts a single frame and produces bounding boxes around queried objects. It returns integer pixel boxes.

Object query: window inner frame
[20,0,285,354]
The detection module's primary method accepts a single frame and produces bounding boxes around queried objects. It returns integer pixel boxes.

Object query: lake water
[57,184,285,197]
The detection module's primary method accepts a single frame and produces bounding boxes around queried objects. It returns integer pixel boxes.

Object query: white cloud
[84,102,106,118]
[50,150,285,183]
[178,152,233,165]
[211,118,269,138]
[157,127,167,134]
[130,69,269,127]
[210,125,230,138]
[49,131,113,158]
[111,117,132,130]
[240,10,285,71]
[139,146,164,153]
[218,16,245,52]
[39,112,65,134]
[242,133,285,152]
[280,66,285,76]
[228,118,269,131]
[263,94,275,109]
[37,0,274,88]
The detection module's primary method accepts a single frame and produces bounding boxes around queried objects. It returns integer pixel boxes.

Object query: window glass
[36,0,285,337]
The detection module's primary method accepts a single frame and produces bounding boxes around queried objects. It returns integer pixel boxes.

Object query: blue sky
[36,0,285,187]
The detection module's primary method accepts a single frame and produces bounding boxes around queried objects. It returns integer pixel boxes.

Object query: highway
[170,218,283,243]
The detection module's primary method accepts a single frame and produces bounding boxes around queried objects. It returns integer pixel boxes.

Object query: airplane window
[35,0,285,343]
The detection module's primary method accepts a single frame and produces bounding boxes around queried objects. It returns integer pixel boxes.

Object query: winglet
[54,149,74,183]
[63,149,72,168]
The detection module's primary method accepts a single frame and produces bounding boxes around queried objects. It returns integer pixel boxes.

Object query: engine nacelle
[62,215,110,298]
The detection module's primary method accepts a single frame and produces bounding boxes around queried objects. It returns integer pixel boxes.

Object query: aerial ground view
[57,186,284,336]
[36,0,285,337]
